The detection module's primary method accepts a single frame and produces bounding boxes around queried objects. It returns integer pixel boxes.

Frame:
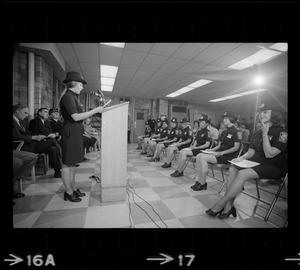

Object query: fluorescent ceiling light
[101,85,113,92]
[166,79,212,98]
[228,49,282,70]
[188,79,212,88]
[100,42,125,48]
[209,89,268,102]
[176,87,194,94]
[101,65,118,78]
[101,77,115,86]
[269,43,288,52]
[166,92,182,97]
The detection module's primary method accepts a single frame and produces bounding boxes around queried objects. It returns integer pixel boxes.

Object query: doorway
[133,108,149,143]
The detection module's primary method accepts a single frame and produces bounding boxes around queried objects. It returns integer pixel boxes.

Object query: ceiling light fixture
[209,88,268,102]
[166,79,212,98]
[100,42,125,48]
[228,49,282,70]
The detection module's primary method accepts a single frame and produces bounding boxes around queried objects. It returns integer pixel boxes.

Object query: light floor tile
[153,185,190,200]
[129,200,176,225]
[127,178,150,188]
[139,171,165,178]
[163,197,206,218]
[43,193,90,211]
[24,182,63,196]
[135,166,159,172]
[179,214,232,228]
[126,187,161,203]
[128,171,144,179]
[84,204,131,228]
[145,177,175,187]
[33,207,87,228]
[13,212,42,228]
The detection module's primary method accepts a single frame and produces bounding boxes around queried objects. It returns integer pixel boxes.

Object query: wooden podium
[99,102,129,202]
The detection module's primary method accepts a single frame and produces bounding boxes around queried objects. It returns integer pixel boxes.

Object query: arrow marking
[147,253,174,265]
[4,254,23,266]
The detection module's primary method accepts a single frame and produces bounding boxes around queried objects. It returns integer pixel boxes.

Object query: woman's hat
[256,101,275,112]
[221,110,237,120]
[63,71,87,84]
[199,114,209,123]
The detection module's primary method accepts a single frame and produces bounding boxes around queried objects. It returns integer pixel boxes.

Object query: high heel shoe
[190,181,198,189]
[73,188,86,198]
[218,207,237,219]
[205,208,224,217]
[192,182,207,191]
[64,192,81,202]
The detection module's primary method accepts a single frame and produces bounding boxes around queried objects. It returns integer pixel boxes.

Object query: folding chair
[243,173,288,222]
[210,142,244,193]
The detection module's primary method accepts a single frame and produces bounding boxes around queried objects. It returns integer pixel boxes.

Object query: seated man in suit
[48,108,63,141]
[13,103,62,178]
[28,107,62,157]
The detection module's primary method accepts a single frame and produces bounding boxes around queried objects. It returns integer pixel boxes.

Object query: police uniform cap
[63,71,87,84]
[49,108,59,115]
[256,101,276,112]
[199,114,209,123]
[156,118,162,123]
[221,110,238,120]
[180,117,189,123]
[145,121,150,125]
[171,117,178,123]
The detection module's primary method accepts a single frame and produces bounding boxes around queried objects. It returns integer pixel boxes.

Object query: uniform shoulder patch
[279,131,288,143]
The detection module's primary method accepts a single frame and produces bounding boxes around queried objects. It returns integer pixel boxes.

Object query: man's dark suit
[13,117,62,174]
[49,118,63,135]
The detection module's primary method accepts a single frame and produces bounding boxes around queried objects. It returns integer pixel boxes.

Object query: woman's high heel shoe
[64,192,81,202]
[205,208,224,217]
[74,188,86,198]
[218,207,237,219]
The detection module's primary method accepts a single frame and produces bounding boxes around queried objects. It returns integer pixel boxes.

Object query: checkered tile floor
[13,144,287,228]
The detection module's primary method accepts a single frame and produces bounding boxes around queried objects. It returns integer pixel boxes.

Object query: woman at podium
[59,71,104,202]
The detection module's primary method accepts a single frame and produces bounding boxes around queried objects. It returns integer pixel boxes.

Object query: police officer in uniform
[148,119,169,158]
[149,117,179,162]
[141,118,162,156]
[162,117,192,168]
[59,71,104,202]
[206,102,288,219]
[192,111,241,191]
[171,114,211,177]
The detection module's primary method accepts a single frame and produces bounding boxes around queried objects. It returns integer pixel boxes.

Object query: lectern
[99,102,129,202]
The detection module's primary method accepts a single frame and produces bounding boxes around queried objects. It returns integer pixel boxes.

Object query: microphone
[91,90,105,106]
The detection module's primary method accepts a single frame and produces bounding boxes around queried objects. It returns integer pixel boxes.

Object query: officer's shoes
[161,163,171,168]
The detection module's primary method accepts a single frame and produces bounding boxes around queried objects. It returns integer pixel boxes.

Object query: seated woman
[205,102,288,219]
[161,117,192,168]
[149,117,179,162]
[170,114,211,177]
[137,121,152,150]
[148,119,169,158]
[191,110,241,191]
[140,118,162,155]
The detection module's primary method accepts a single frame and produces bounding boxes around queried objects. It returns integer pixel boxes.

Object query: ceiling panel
[172,43,212,60]
[139,54,168,72]
[65,60,81,72]
[194,43,242,64]
[116,67,137,80]
[132,70,154,81]
[125,43,153,53]
[56,43,77,61]
[149,43,182,56]
[175,61,205,75]
[99,45,124,66]
[120,49,147,69]
[80,62,100,77]
[73,43,99,64]
[146,72,168,83]
[156,58,188,74]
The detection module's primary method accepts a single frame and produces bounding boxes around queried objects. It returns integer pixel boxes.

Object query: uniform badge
[227,134,232,138]
[279,132,288,143]
[267,135,273,141]
[201,134,204,137]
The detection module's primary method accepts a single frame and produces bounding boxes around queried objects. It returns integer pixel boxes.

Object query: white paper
[228,160,260,168]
